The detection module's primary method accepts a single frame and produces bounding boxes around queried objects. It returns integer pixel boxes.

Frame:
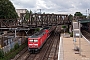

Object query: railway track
[26,32,55,60]
[11,26,61,60]
[11,47,28,60]
[81,29,90,41]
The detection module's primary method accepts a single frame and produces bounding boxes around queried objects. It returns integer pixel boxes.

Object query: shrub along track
[11,47,28,60]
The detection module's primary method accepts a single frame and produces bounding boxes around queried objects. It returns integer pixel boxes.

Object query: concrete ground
[59,34,90,60]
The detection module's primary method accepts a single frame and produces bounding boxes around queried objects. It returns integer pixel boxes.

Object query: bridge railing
[0,19,17,28]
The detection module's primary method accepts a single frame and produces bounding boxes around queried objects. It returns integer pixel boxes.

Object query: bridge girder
[0,14,70,28]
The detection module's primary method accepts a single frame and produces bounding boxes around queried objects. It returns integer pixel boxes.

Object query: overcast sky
[10,0,90,15]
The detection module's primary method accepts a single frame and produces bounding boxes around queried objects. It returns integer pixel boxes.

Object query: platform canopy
[78,19,90,23]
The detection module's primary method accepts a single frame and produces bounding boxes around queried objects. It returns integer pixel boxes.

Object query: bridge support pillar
[67,25,69,33]
[15,29,17,38]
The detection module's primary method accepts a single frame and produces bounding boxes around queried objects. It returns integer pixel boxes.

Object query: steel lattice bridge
[0,14,71,30]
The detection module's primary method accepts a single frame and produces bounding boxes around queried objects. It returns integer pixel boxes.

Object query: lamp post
[73,21,81,55]
[79,21,81,55]
[88,9,89,16]
[73,22,76,50]
[86,10,87,18]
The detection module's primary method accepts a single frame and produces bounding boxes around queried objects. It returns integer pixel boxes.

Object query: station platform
[58,33,90,60]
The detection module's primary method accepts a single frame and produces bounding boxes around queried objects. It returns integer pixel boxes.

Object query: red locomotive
[28,27,55,53]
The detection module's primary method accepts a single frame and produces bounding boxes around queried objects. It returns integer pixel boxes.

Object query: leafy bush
[62,25,66,33]
[62,25,66,29]
[0,42,27,60]
[35,28,40,33]
[70,32,73,37]
[10,48,14,52]
[0,49,4,58]
[14,43,19,50]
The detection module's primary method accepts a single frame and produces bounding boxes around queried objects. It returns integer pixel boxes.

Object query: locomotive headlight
[34,40,38,42]
[29,40,33,42]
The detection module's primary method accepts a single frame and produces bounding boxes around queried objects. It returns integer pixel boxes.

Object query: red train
[28,26,56,53]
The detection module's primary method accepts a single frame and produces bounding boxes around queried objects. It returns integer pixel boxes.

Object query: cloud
[10,0,90,14]
[77,0,90,9]
[10,0,37,9]
[36,0,48,9]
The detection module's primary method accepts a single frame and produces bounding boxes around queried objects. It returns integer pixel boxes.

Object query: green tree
[62,25,66,35]
[74,12,83,16]
[0,49,4,58]
[14,43,19,50]
[0,0,18,19]
[43,12,45,14]
[30,10,33,14]
[68,14,73,20]
[35,28,40,33]
[25,10,29,20]
[25,10,32,20]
